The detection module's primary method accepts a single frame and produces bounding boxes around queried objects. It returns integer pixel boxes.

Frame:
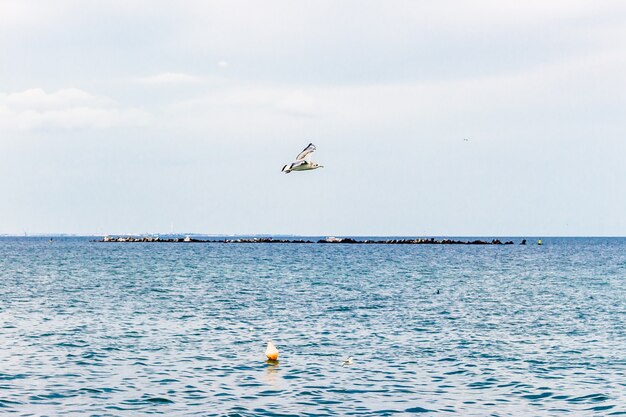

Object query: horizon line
[2,233,626,239]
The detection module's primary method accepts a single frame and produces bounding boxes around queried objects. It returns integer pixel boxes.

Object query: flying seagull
[282,143,323,173]
[341,356,354,367]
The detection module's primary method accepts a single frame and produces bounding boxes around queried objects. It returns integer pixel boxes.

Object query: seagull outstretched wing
[282,160,308,172]
[295,143,316,161]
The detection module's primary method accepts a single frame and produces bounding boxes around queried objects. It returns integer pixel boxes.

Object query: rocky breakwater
[98,236,520,245]
[317,237,516,244]
[101,235,204,243]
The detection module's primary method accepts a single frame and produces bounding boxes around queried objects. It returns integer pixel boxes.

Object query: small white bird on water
[341,356,354,367]
[281,143,323,173]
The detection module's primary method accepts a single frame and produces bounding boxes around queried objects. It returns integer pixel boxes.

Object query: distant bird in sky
[463,138,469,142]
[341,356,354,367]
[282,143,323,173]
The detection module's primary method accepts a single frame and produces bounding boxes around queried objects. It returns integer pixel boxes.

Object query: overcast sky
[1,1,625,236]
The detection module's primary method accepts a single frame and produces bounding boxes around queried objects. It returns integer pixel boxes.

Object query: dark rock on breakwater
[97,236,520,245]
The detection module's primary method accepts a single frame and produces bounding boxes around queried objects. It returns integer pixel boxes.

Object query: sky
[1,0,625,236]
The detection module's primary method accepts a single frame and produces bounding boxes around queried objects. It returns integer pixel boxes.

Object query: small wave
[256,389,283,397]
[0,373,27,381]
[568,393,609,403]
[467,380,495,390]
[56,341,88,348]
[405,406,433,413]
[145,397,174,404]
[522,391,552,400]
[30,392,78,401]
[123,396,175,405]
[588,405,614,412]
[156,378,179,384]
[444,370,466,375]
[79,388,103,394]
[0,399,23,408]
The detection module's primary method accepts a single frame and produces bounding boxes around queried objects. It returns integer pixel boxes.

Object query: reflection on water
[264,360,281,388]
[0,237,625,415]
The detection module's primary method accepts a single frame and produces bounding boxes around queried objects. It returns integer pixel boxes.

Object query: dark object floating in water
[96,236,521,245]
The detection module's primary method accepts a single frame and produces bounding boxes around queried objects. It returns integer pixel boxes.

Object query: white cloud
[0,0,63,30]
[0,88,152,130]
[137,72,204,84]
[2,88,113,110]
[174,1,622,58]
[160,43,626,144]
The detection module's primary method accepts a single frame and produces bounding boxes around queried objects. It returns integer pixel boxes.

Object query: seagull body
[282,143,323,173]
[341,356,354,367]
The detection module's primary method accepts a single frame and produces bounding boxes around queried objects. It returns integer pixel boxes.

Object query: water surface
[0,237,625,415]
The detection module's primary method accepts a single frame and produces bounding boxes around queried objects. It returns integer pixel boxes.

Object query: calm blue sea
[0,237,625,416]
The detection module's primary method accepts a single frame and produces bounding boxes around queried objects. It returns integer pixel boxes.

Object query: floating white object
[281,143,323,173]
[265,341,279,361]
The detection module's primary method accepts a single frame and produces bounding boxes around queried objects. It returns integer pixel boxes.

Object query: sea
[0,236,625,416]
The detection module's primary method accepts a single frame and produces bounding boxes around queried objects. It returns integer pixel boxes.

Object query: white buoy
[265,341,279,361]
